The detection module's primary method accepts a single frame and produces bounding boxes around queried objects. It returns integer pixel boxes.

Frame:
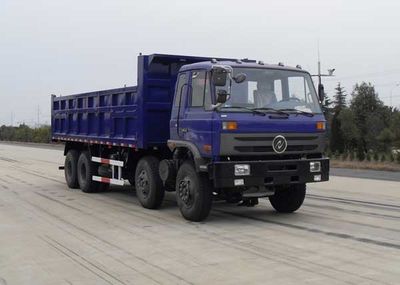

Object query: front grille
[220,153,323,161]
[235,135,318,142]
[234,145,318,153]
[220,133,325,156]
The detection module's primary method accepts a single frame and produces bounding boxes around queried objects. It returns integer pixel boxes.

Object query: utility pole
[318,44,322,88]
[312,43,335,100]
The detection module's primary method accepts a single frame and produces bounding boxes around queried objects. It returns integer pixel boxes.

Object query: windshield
[218,68,322,114]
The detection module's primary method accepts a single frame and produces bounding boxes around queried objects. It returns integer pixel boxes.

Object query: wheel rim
[178,177,194,208]
[138,170,150,198]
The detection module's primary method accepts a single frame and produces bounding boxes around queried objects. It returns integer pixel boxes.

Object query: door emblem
[272,135,287,154]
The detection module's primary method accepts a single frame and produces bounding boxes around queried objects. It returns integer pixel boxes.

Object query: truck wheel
[176,161,212,222]
[135,156,164,209]
[269,184,306,213]
[64,150,79,188]
[77,151,100,193]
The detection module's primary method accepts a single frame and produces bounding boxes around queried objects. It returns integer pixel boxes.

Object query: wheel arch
[64,142,86,155]
[168,140,209,172]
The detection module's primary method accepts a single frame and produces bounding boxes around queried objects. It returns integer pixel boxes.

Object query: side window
[190,71,206,107]
[174,73,187,107]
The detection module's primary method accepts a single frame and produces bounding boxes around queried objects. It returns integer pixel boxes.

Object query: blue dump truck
[52,53,329,221]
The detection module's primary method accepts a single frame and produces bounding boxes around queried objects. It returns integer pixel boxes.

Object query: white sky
[1,0,400,126]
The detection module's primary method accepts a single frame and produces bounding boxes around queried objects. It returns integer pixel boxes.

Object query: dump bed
[51,54,222,149]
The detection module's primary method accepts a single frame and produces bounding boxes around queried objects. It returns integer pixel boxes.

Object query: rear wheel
[135,156,164,209]
[269,184,306,213]
[64,150,79,189]
[176,161,212,222]
[77,151,101,193]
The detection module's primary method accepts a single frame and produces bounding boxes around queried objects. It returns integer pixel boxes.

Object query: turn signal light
[316,121,326,131]
[222,121,238,130]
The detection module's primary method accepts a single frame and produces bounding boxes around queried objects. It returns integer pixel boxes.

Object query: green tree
[0,125,51,143]
[378,128,395,152]
[322,96,334,117]
[350,82,383,153]
[338,108,359,151]
[390,111,400,148]
[333,83,347,113]
[357,148,365,161]
[330,83,348,153]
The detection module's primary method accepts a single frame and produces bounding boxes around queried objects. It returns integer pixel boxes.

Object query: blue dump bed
[51,54,220,149]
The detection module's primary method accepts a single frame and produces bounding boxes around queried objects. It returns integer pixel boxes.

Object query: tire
[135,156,164,209]
[269,184,306,213]
[77,151,101,193]
[176,161,212,222]
[64,150,79,189]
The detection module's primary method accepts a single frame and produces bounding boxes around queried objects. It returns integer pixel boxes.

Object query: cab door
[181,70,214,157]
[170,72,189,140]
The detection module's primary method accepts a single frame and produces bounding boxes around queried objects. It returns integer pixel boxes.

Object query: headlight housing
[310,161,321,172]
[234,164,250,176]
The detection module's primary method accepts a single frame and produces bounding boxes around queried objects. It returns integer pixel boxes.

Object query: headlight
[310,161,321,172]
[234,164,250,176]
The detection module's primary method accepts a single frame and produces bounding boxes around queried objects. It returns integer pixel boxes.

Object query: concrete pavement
[0,143,399,284]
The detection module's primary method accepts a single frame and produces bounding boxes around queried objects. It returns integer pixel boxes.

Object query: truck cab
[164,59,329,219]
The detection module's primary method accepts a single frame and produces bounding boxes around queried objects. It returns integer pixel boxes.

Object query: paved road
[0,143,399,285]
[330,167,400,182]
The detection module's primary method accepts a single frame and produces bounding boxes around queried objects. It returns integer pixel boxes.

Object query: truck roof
[179,59,309,74]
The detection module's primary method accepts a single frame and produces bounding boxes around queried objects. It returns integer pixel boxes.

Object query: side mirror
[233,73,247,84]
[318,83,325,102]
[216,89,228,104]
[212,67,228,86]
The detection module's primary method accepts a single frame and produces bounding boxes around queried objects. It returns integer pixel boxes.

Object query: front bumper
[209,158,329,188]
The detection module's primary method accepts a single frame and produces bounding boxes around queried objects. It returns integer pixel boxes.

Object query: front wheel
[176,161,212,222]
[269,184,306,213]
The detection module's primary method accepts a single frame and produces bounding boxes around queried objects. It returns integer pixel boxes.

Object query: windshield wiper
[277,108,314,117]
[221,106,266,116]
[252,107,290,116]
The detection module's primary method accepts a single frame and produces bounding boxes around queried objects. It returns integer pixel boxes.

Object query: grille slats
[220,133,324,156]
[234,145,318,153]
[234,136,318,142]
